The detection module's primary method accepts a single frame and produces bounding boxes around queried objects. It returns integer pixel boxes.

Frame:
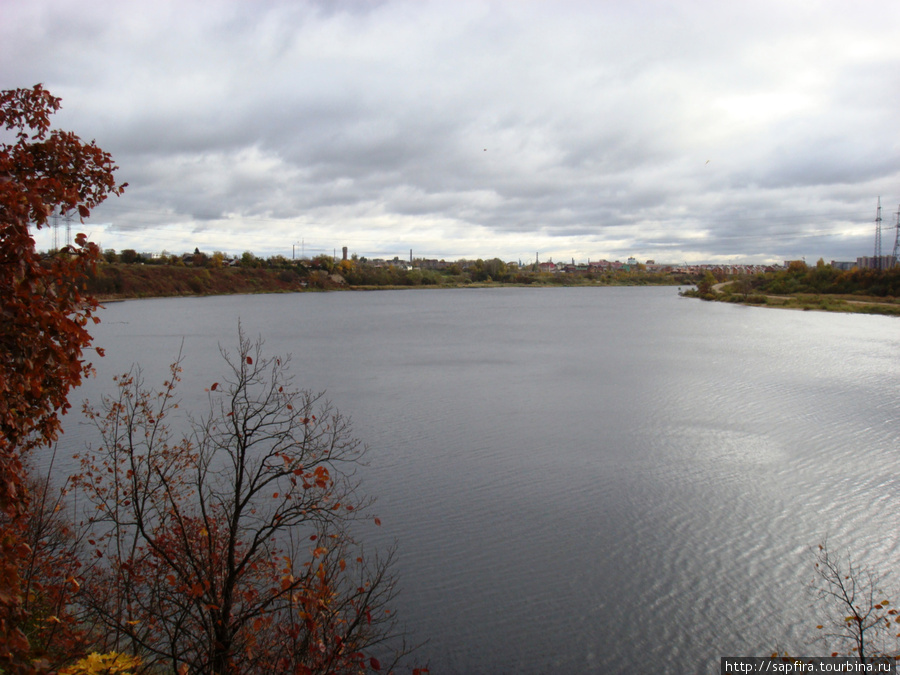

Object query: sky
[3,0,900,265]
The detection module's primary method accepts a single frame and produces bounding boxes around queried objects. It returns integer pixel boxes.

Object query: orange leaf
[374,517,382,526]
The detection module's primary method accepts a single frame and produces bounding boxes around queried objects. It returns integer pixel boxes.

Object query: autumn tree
[210,251,226,268]
[811,542,899,662]
[74,332,415,674]
[7,451,86,670]
[696,271,717,298]
[0,84,125,670]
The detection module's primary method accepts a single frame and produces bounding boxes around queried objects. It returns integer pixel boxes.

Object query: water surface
[57,287,900,673]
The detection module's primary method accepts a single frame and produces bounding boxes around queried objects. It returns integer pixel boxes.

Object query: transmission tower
[51,206,60,251]
[874,197,883,270]
[63,208,73,248]
[893,205,900,268]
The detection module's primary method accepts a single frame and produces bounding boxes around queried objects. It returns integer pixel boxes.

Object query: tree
[811,542,898,662]
[74,332,414,674]
[696,271,717,297]
[120,249,139,264]
[0,84,125,670]
[240,251,260,268]
[482,258,508,282]
[10,451,87,670]
[310,255,335,273]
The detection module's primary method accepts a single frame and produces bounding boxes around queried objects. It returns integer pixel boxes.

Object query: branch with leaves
[0,84,124,672]
[811,542,899,662]
[73,331,418,674]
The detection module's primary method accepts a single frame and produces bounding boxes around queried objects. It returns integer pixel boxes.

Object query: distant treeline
[681,259,900,315]
[690,259,900,299]
[85,250,699,299]
[748,260,900,296]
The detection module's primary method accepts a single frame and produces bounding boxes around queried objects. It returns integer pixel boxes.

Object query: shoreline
[92,280,687,303]
[683,282,900,316]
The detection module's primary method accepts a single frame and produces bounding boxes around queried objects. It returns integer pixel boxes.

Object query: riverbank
[682,282,900,316]
[86,263,694,301]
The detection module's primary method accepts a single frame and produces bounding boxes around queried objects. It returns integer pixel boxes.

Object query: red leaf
[246,356,253,364]
[374,517,382,526]
[210,382,218,391]
[370,657,381,670]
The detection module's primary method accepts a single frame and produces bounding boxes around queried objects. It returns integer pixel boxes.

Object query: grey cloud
[5,0,900,262]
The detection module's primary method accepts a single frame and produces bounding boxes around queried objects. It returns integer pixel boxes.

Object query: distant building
[416,259,447,270]
[856,255,895,270]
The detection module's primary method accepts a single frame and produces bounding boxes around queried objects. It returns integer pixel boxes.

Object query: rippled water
[54,287,900,674]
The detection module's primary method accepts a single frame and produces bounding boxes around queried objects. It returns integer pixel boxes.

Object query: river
[53,286,900,673]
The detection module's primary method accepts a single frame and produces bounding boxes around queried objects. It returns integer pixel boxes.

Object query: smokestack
[342,246,348,261]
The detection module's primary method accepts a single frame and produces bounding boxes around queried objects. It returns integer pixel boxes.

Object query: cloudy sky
[4,0,900,264]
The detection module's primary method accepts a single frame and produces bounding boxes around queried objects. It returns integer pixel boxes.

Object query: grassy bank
[680,267,900,316]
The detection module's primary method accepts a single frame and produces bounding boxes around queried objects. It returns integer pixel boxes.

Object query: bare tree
[811,542,898,662]
[73,331,415,674]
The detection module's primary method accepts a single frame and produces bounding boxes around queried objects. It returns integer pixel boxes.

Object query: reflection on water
[55,288,900,674]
